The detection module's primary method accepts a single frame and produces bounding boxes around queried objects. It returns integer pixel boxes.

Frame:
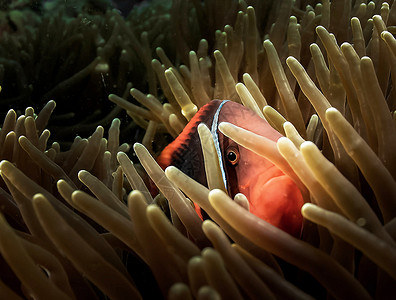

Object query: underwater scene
[0,0,396,299]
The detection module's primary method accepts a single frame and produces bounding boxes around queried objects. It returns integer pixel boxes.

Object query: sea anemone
[1,0,396,299]
[0,0,176,147]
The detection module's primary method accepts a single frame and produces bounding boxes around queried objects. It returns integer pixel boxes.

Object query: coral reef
[1,0,396,299]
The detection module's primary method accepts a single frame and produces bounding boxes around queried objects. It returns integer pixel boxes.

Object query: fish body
[158,100,304,237]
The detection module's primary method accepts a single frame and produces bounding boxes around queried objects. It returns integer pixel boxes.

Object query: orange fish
[158,100,304,237]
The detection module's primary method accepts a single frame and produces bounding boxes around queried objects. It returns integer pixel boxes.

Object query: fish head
[157,100,304,236]
[217,101,304,237]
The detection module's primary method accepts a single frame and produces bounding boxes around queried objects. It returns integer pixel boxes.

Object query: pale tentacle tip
[18,135,27,143]
[146,204,159,213]
[263,39,272,47]
[277,136,289,144]
[164,166,178,178]
[360,56,371,63]
[300,140,315,151]
[325,107,338,114]
[372,14,382,21]
[381,31,392,39]
[197,123,208,131]
[188,256,203,265]
[129,190,141,196]
[218,122,226,131]
[218,121,233,134]
[111,118,120,124]
[286,56,298,64]
[133,142,144,152]
[208,189,228,206]
[56,179,67,188]
[169,283,189,294]
[0,160,12,172]
[325,107,340,121]
[202,219,216,230]
[77,169,89,179]
[282,121,294,131]
[116,151,125,159]
[201,247,215,257]
[340,42,351,50]
[356,217,367,227]
[95,125,104,133]
[208,188,224,197]
[44,99,56,108]
[32,193,47,203]
[301,203,315,216]
[116,152,125,165]
[71,190,82,198]
[315,25,326,33]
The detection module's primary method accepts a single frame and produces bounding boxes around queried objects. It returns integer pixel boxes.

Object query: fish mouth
[242,166,304,237]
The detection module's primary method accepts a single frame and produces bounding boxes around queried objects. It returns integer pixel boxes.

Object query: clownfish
[157,100,304,237]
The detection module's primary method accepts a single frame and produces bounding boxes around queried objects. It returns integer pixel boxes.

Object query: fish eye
[226,147,239,165]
